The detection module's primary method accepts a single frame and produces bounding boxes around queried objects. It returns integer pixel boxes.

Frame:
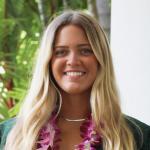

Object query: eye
[54,49,68,57]
[80,48,93,56]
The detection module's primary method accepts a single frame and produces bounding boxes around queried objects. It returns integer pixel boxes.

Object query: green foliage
[0,0,88,122]
[0,0,41,122]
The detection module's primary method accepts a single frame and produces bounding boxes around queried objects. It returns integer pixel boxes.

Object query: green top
[0,116,150,150]
[0,118,16,150]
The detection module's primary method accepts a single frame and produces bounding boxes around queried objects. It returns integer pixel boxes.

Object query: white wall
[111,0,150,125]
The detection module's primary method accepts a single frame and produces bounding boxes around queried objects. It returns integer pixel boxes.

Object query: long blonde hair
[5,10,136,150]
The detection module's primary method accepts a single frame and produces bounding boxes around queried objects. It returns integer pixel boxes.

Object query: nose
[66,52,81,66]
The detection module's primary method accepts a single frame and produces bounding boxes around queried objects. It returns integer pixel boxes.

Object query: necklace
[37,113,102,150]
[61,116,86,122]
[64,118,86,122]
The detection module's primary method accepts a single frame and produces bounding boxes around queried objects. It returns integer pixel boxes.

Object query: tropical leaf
[0,0,89,122]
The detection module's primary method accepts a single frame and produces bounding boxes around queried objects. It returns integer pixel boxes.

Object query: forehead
[54,24,89,45]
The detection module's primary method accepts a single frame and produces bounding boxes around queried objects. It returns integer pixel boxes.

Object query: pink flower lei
[37,113,102,150]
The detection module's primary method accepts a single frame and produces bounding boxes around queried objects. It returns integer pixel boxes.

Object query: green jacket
[0,116,150,150]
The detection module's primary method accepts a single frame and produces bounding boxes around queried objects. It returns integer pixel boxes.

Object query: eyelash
[54,49,68,56]
[54,48,93,57]
[80,49,93,55]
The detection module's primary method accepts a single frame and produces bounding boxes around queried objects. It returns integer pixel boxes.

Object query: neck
[59,92,91,119]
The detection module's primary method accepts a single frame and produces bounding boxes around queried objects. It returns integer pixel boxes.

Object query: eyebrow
[77,44,91,47]
[54,43,91,49]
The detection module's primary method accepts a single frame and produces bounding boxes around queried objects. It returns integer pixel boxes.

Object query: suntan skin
[51,24,98,150]
[57,94,90,150]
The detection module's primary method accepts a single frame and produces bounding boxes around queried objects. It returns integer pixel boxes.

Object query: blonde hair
[5,10,136,150]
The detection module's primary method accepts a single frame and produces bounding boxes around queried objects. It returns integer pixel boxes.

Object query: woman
[0,10,150,150]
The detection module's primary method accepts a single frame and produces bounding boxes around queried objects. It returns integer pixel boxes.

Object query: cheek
[51,59,58,79]
[51,60,55,75]
[51,59,64,79]
[89,60,99,80]
[88,58,98,71]
[51,62,58,77]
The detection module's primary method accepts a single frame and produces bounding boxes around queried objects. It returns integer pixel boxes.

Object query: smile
[64,71,86,76]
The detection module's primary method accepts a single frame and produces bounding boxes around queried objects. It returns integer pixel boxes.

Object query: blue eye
[80,49,93,56]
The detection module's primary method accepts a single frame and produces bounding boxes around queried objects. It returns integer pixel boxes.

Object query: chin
[61,85,92,95]
[61,86,85,95]
[64,89,83,95]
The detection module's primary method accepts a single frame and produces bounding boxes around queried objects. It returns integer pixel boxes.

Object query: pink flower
[37,113,102,150]
[37,113,61,150]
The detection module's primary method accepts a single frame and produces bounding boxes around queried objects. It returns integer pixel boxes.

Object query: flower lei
[37,114,102,150]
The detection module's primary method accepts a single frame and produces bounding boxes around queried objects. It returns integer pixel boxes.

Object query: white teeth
[65,72,84,76]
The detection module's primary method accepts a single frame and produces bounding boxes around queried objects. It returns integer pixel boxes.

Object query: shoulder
[0,118,16,149]
[0,118,16,136]
[124,115,150,150]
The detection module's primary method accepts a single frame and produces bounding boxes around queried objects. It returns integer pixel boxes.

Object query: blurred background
[0,0,111,122]
[0,0,150,125]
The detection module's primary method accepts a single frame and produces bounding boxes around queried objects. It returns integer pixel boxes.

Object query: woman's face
[51,24,98,95]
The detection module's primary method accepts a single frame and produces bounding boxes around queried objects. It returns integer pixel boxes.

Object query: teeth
[65,72,84,76]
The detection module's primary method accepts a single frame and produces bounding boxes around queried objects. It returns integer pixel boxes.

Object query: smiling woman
[51,25,98,95]
[0,10,150,150]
